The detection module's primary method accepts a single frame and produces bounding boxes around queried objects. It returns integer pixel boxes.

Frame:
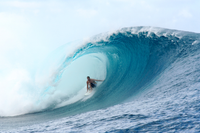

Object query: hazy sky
[0,0,199,70]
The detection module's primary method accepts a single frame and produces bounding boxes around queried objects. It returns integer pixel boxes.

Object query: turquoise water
[0,27,200,132]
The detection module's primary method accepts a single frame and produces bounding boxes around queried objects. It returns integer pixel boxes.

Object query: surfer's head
[87,76,90,80]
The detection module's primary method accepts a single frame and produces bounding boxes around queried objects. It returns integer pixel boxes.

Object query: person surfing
[86,76,104,92]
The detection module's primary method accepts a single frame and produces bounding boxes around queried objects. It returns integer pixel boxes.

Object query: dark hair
[87,76,90,78]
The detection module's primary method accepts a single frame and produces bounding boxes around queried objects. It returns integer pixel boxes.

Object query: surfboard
[85,91,92,95]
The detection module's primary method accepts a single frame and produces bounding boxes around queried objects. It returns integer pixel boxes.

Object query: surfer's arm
[92,79,104,82]
[86,82,89,91]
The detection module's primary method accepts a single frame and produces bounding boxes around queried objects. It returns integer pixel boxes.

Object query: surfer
[86,76,104,92]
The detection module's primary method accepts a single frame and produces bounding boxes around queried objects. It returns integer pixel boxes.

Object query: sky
[0,0,200,72]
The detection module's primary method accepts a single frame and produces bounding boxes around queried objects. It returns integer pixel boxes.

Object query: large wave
[0,26,200,118]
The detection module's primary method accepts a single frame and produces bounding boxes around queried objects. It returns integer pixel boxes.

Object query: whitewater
[0,26,200,132]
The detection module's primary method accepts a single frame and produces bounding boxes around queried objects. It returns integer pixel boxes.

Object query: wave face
[0,27,200,131]
[46,26,200,115]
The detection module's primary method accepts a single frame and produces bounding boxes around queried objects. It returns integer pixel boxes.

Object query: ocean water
[0,26,200,132]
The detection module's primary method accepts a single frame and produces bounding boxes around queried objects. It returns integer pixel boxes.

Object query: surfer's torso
[87,79,97,88]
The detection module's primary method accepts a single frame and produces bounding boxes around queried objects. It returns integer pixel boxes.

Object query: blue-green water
[0,27,200,132]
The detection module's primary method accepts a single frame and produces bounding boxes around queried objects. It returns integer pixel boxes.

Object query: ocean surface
[0,26,200,132]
